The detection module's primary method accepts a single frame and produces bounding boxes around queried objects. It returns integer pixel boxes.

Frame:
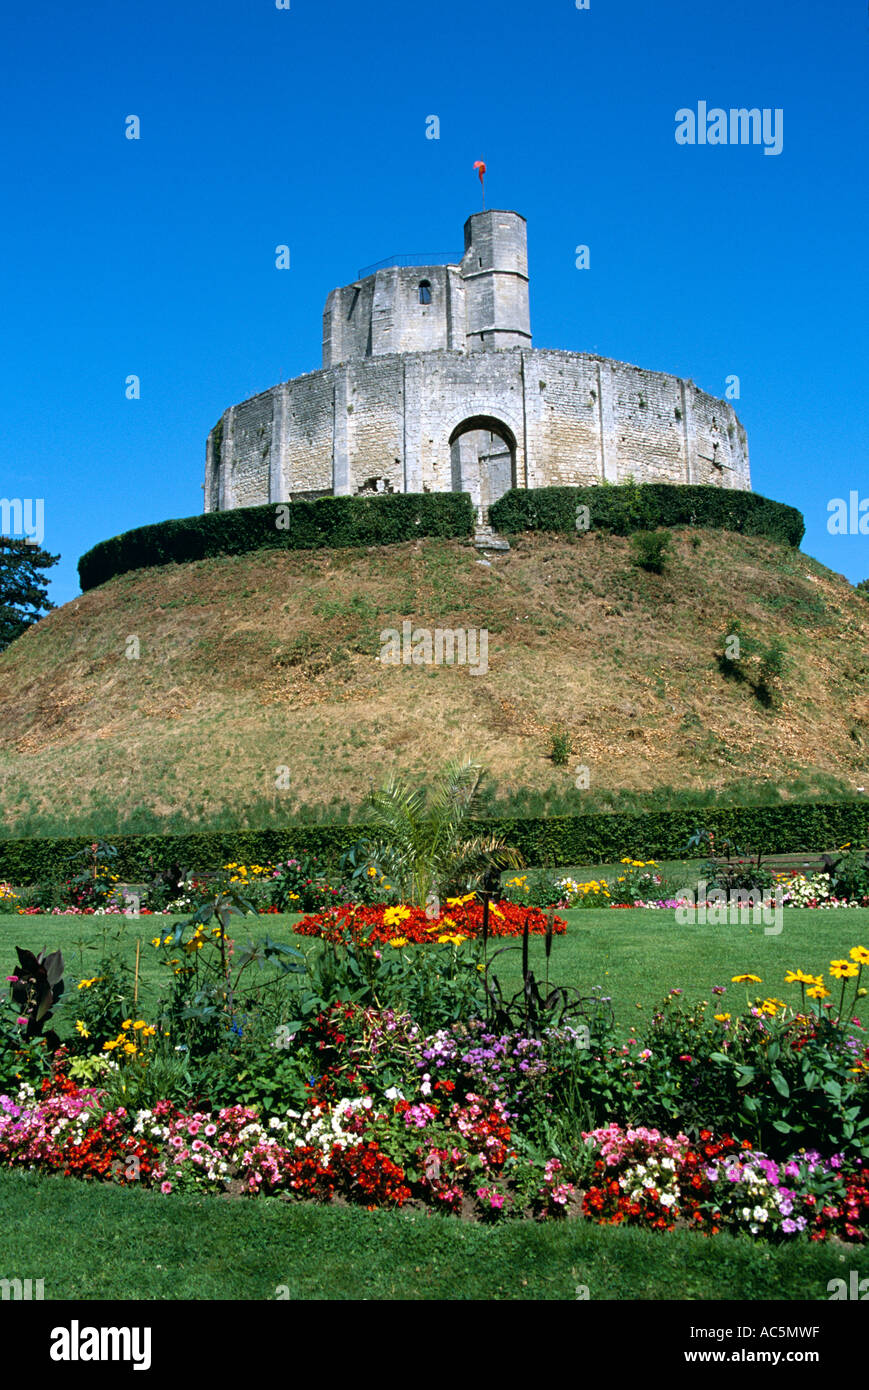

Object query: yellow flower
[367,866,378,878]
[438,933,466,947]
[383,905,412,928]
[388,937,408,948]
[77,978,98,990]
[123,1042,138,1055]
[151,936,162,947]
[849,946,869,966]
[132,1020,147,1030]
[784,970,815,985]
[732,974,762,984]
[714,1013,731,1022]
[102,1040,118,1051]
[121,1019,133,1030]
[806,985,831,1000]
[489,904,504,920]
[761,999,785,1016]
[830,961,859,980]
[75,1021,90,1038]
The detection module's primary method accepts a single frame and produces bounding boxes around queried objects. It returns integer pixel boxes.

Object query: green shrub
[630,529,672,573]
[548,727,573,767]
[78,492,476,591]
[717,621,789,709]
[489,482,805,548]
[822,847,869,903]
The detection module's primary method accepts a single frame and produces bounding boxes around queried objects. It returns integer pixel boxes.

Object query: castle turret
[459,210,531,352]
[321,210,532,367]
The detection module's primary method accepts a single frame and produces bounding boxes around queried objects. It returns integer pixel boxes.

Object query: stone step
[473,526,511,552]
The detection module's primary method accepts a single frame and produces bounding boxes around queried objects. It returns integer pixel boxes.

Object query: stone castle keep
[204,210,750,516]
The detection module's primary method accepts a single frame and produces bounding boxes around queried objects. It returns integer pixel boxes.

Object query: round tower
[459,210,531,351]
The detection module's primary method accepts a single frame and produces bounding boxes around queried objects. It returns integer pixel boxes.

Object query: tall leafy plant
[363,759,522,905]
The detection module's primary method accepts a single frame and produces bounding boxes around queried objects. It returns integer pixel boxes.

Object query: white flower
[659,1192,676,1207]
[384,1086,404,1100]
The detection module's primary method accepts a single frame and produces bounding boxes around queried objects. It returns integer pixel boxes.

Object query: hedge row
[1,802,865,885]
[78,492,476,591]
[78,483,803,591]
[489,483,805,548]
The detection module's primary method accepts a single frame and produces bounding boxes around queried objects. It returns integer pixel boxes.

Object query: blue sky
[1,0,867,606]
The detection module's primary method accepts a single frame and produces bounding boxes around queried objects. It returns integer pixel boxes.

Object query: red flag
[473,160,486,210]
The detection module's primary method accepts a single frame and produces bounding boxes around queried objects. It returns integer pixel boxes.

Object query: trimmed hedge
[1,802,865,885]
[77,492,476,591]
[78,484,804,591]
[489,483,805,548]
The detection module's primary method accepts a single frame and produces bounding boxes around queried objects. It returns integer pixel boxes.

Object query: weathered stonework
[205,210,750,516]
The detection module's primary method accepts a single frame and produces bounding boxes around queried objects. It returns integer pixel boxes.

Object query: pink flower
[160,1181,173,1194]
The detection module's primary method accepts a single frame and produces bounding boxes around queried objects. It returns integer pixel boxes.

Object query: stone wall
[204,348,750,512]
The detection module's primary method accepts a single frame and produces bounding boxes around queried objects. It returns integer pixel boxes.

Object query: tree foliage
[0,538,59,652]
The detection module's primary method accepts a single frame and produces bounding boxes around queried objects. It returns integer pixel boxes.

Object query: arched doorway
[449,415,516,519]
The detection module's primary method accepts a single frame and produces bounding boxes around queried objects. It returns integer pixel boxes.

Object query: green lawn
[0,1168,865,1301]
[4,907,866,1031]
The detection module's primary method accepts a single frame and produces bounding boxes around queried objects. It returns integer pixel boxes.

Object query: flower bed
[581,1124,869,1242]
[3,885,868,1240]
[1,1063,867,1238]
[292,897,567,945]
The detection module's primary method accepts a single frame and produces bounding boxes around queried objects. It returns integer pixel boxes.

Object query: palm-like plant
[363,759,523,905]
